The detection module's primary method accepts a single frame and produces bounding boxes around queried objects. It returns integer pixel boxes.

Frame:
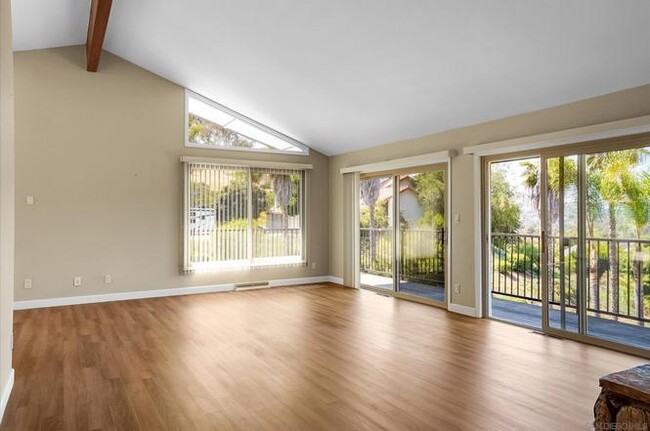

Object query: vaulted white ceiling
[12,1,650,155]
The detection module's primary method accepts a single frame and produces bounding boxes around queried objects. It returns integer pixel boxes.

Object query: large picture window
[183,160,307,271]
[185,91,309,155]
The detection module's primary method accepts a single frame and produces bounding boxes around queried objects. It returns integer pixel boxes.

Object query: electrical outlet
[454,283,461,294]
[73,276,82,287]
[311,262,317,269]
[104,274,112,284]
[26,196,35,205]
[23,278,32,289]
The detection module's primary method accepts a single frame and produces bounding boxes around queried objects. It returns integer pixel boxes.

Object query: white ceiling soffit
[12,1,650,156]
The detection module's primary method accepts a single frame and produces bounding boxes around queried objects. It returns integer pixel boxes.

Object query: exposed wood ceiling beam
[86,0,113,72]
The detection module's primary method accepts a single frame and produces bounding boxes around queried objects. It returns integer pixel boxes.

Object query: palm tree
[586,169,604,311]
[360,178,381,264]
[588,149,642,316]
[522,158,577,305]
[521,161,541,217]
[521,159,577,237]
[621,172,650,321]
[523,150,646,318]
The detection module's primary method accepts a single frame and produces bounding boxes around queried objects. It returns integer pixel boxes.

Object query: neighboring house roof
[378,176,417,202]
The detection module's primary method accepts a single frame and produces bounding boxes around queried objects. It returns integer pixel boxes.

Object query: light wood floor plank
[1,284,645,430]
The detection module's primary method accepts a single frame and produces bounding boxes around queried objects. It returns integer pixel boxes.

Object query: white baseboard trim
[14,283,235,310]
[0,369,14,423]
[14,276,338,310]
[448,303,481,318]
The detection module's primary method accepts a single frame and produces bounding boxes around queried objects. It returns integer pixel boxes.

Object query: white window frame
[182,157,312,272]
[184,90,310,156]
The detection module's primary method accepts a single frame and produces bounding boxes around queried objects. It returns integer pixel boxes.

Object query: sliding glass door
[359,167,447,304]
[486,140,650,353]
[487,157,543,328]
[583,147,650,348]
[359,176,394,290]
[540,146,650,350]
[398,170,447,301]
[542,154,581,334]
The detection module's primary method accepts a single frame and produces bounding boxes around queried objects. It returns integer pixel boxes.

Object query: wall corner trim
[448,303,481,318]
[13,276,342,310]
[0,368,15,423]
[326,276,344,285]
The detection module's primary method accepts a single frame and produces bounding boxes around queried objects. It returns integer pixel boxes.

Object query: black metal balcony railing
[491,233,650,324]
[360,228,445,285]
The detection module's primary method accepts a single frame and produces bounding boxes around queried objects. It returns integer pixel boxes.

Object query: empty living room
[1,1,650,430]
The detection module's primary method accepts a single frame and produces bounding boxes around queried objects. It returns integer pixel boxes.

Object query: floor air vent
[235,282,270,291]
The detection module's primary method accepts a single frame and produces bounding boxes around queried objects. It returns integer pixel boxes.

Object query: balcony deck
[491,296,650,350]
[360,273,649,351]
[360,273,445,302]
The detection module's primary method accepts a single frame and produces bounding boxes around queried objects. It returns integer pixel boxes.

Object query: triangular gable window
[185,91,308,155]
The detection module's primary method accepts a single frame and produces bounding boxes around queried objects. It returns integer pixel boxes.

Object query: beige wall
[13,44,650,313]
[330,84,650,308]
[14,46,329,302]
[0,0,15,403]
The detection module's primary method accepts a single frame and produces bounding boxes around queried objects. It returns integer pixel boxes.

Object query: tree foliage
[521,158,577,231]
[412,172,445,229]
[191,170,301,228]
[360,178,383,262]
[360,178,381,210]
[621,172,650,239]
[188,114,273,149]
[359,203,389,228]
[587,149,644,314]
[490,169,521,233]
[516,149,648,317]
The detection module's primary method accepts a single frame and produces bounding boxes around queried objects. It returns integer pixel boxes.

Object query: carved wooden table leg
[594,364,650,431]
[616,405,650,430]
[593,390,613,430]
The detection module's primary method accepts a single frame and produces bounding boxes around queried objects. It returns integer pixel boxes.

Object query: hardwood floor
[1,284,645,430]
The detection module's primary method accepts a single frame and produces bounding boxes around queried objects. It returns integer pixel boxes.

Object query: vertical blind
[184,162,305,271]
